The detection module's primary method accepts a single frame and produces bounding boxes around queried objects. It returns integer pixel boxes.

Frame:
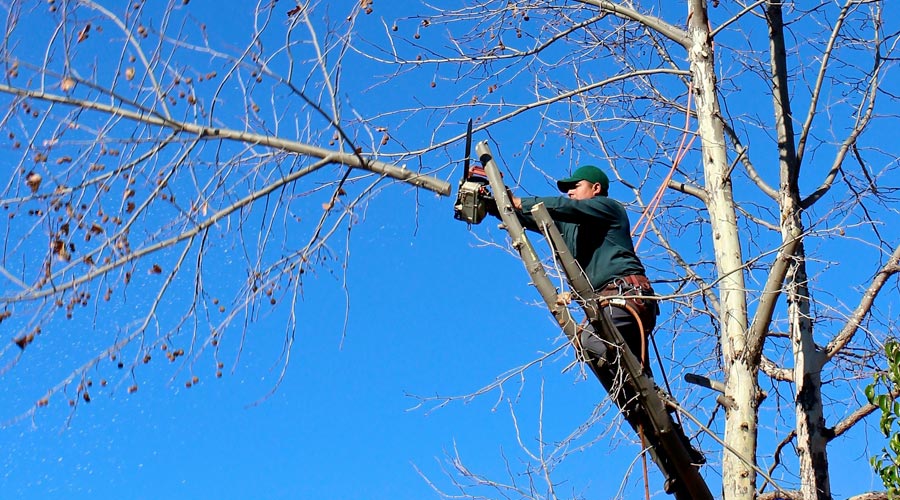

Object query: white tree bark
[686,2,756,498]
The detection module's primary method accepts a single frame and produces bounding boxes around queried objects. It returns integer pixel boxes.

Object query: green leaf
[891,435,900,455]
[886,416,898,436]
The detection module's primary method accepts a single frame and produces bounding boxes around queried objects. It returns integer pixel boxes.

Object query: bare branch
[0,84,451,195]
[825,244,900,359]
[401,67,690,158]
[667,178,707,203]
[710,1,767,39]
[795,0,855,165]
[802,11,883,208]
[3,156,334,303]
[760,355,793,382]
[721,122,778,200]
[746,229,804,363]
[575,0,691,48]
[831,400,879,440]
[847,494,889,500]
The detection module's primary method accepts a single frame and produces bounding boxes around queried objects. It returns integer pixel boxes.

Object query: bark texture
[767,2,831,497]
[687,1,756,498]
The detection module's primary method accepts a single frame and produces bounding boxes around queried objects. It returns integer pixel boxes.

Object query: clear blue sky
[1,1,895,499]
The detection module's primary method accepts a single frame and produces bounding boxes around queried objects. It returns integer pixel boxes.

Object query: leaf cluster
[867,340,900,497]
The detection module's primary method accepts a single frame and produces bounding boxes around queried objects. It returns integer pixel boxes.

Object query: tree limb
[802,15,882,208]
[667,179,708,203]
[401,67,690,158]
[721,121,778,200]
[760,354,793,382]
[830,396,888,441]
[795,0,854,165]
[825,244,900,359]
[710,1,767,39]
[846,494,888,500]
[575,0,692,48]
[0,83,451,196]
[746,229,803,364]
[3,156,336,303]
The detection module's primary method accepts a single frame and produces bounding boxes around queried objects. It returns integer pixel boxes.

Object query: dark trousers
[579,275,658,375]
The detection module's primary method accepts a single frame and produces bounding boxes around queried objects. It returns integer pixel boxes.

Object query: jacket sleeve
[519,196,620,226]
[514,201,540,232]
[483,197,542,232]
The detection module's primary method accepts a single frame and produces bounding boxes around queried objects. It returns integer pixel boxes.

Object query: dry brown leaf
[13,333,34,351]
[77,23,91,43]
[25,171,41,193]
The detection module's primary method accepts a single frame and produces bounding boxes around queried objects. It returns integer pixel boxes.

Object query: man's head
[556,165,609,200]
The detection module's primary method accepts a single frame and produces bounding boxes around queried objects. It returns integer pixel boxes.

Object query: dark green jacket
[518,195,645,290]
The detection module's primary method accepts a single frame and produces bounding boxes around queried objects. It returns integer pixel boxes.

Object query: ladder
[476,141,714,500]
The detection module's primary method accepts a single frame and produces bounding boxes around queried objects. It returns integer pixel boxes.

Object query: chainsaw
[452,119,494,225]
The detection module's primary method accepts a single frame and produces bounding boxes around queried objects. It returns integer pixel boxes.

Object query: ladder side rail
[475,141,579,344]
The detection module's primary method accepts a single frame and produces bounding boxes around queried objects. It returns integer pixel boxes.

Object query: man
[492,165,658,369]
[485,165,707,466]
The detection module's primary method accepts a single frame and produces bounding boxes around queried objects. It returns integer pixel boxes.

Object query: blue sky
[1,193,631,499]
[1,1,897,499]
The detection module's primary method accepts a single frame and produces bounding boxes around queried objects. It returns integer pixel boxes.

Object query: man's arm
[520,196,620,225]
[485,194,541,231]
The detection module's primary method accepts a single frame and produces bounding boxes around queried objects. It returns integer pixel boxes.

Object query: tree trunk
[789,245,831,500]
[687,2,757,499]
[766,1,833,497]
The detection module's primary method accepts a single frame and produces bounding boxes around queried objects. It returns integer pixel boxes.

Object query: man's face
[567,180,602,200]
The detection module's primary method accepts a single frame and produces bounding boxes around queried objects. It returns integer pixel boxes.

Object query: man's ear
[592,182,604,196]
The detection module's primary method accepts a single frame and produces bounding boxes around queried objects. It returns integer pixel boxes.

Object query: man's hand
[484,196,499,217]
[504,187,523,210]
[486,190,521,217]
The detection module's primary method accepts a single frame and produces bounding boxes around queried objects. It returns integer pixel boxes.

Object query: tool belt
[595,274,659,334]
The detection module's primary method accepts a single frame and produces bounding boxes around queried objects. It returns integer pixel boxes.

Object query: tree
[1,1,899,499]
[0,0,450,417]
[365,1,899,498]
[867,340,900,498]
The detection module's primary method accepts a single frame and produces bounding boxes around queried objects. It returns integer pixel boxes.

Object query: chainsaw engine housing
[453,180,488,225]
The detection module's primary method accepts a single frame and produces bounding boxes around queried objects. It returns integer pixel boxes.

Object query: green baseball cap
[556,165,609,194]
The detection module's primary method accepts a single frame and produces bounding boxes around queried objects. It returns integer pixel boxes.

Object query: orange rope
[624,302,648,369]
[639,424,651,500]
[599,300,650,500]
[598,299,648,369]
[632,91,696,250]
